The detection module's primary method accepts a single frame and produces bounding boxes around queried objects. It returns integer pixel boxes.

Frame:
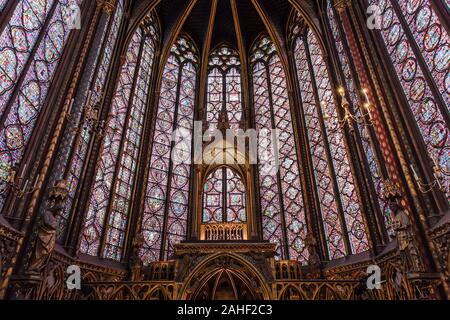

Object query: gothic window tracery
[250,35,308,263]
[0,0,84,212]
[290,14,369,259]
[56,0,126,241]
[80,13,159,261]
[140,35,198,265]
[203,167,246,224]
[0,0,444,270]
[206,45,242,129]
[369,0,450,202]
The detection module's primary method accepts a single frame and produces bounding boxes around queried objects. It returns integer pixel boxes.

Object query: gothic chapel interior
[0,0,449,300]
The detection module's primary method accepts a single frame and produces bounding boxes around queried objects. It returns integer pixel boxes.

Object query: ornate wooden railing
[84,280,360,300]
[84,282,180,300]
[200,223,248,241]
[272,280,360,300]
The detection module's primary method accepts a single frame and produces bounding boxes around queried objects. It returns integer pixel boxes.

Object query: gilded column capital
[96,0,116,15]
[382,179,403,201]
[334,0,352,13]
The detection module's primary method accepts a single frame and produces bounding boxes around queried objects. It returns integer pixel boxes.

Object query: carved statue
[27,180,68,275]
[306,234,322,279]
[129,234,144,281]
[389,200,424,273]
[382,180,424,274]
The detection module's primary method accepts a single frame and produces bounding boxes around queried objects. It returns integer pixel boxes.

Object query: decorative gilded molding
[85,282,180,300]
[382,180,403,200]
[0,223,23,242]
[334,0,352,13]
[96,0,116,15]
[429,215,450,240]
[52,250,127,279]
[173,242,277,256]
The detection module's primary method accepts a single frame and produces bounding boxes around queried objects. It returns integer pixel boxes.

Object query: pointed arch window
[250,35,308,263]
[0,0,84,212]
[140,35,199,264]
[54,0,126,241]
[80,15,159,261]
[290,17,369,259]
[203,167,246,224]
[206,45,242,129]
[369,0,449,201]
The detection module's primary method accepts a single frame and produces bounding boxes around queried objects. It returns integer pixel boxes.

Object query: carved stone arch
[82,271,98,283]
[200,164,251,239]
[119,3,162,59]
[384,261,414,300]
[286,7,329,61]
[152,32,200,110]
[36,261,71,300]
[277,284,303,300]
[178,252,271,300]
[176,32,202,57]
[147,284,172,300]
[287,0,325,50]
[206,41,242,81]
[248,3,295,94]
[157,1,200,75]
[248,32,297,98]
[127,0,161,39]
[203,165,247,186]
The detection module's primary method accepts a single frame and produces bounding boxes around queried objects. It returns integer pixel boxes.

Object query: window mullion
[264,63,290,261]
[288,41,330,260]
[303,36,353,256]
[160,62,184,261]
[0,0,59,129]
[221,71,227,223]
[58,10,116,244]
[390,0,450,124]
[62,8,117,186]
[222,167,227,223]
[99,32,146,259]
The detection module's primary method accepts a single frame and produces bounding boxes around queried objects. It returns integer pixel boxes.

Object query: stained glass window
[370,0,449,202]
[251,35,308,263]
[396,0,449,108]
[293,32,346,259]
[203,167,246,224]
[0,0,83,212]
[326,1,394,238]
[206,45,242,129]
[55,0,125,241]
[140,35,198,265]
[80,15,159,261]
[0,0,8,12]
[291,16,369,258]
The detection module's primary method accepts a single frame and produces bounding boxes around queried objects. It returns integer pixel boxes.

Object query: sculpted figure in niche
[383,181,424,273]
[27,180,68,275]
[306,234,322,279]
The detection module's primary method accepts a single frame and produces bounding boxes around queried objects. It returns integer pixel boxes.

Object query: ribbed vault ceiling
[127,0,322,56]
